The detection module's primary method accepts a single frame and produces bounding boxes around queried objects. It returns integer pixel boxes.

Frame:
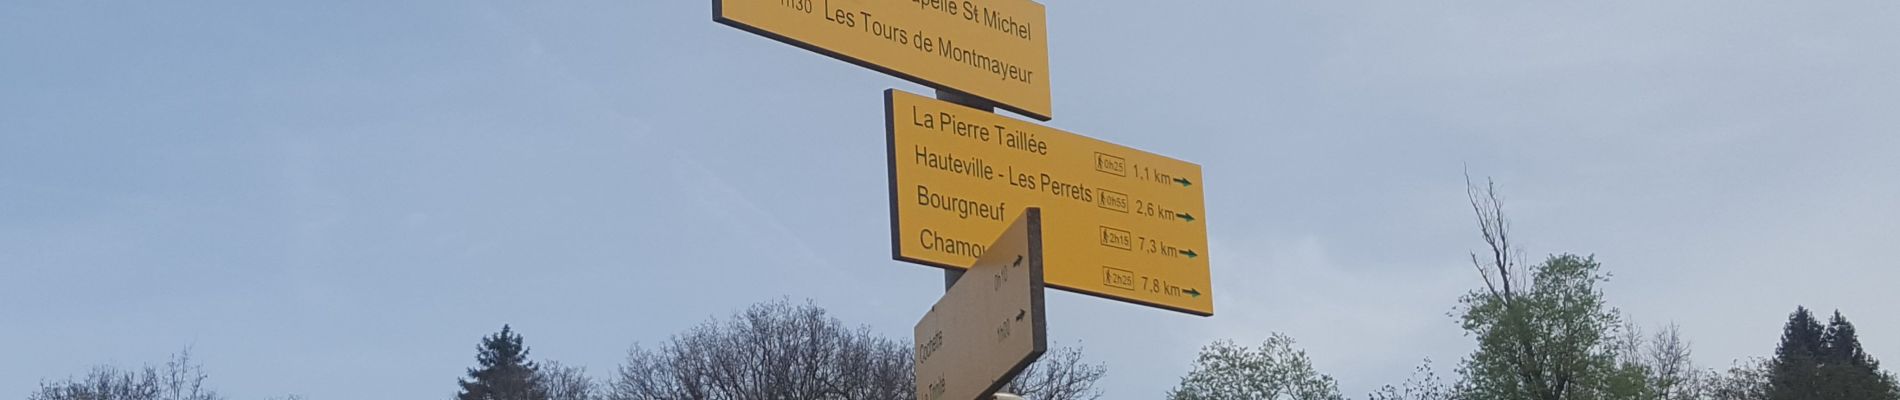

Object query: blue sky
[4,1,1898,399]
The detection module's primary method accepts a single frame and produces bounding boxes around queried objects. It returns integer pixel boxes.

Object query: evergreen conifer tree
[1822,312,1871,367]
[1768,307,1826,400]
[1819,311,1900,400]
[458,325,547,400]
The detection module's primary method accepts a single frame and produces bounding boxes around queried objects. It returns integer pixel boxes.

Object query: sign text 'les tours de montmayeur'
[715,0,1053,120]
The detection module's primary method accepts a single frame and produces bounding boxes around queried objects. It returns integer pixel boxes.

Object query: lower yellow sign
[886,89,1212,315]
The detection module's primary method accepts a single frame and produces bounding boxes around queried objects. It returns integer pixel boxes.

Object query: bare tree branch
[610,299,1105,400]
[29,348,222,400]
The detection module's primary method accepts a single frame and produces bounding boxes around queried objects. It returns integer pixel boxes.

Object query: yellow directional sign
[714,0,1053,121]
[886,89,1212,316]
[914,208,1046,400]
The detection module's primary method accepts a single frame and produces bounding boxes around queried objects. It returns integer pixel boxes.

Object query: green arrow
[1173,177,1193,187]
[1179,249,1199,259]
[1178,213,1197,222]
[1183,288,1202,298]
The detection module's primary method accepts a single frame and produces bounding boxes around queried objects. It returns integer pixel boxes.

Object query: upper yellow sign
[715,0,1053,121]
[886,89,1212,315]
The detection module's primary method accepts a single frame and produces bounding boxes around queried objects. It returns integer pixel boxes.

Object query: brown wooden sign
[913,208,1047,400]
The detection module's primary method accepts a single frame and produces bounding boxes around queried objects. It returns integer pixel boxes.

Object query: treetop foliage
[460,325,548,400]
[1769,308,1899,400]
[1457,254,1648,400]
[1168,334,1344,400]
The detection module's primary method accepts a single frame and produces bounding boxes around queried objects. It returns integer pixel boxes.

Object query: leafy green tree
[459,325,548,400]
[1454,177,1648,400]
[1457,254,1650,400]
[1702,358,1771,400]
[1168,334,1343,400]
